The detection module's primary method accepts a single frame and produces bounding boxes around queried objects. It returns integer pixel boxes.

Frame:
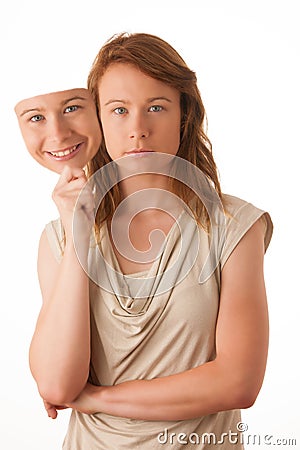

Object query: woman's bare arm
[29,166,92,406]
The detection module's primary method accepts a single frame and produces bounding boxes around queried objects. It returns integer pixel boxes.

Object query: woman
[23,34,273,449]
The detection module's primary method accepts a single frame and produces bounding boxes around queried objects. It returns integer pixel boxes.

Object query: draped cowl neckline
[87,208,201,315]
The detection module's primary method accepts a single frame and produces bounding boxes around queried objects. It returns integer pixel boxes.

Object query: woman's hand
[43,383,101,418]
[43,383,103,418]
[43,399,69,419]
[66,383,103,415]
[52,165,94,240]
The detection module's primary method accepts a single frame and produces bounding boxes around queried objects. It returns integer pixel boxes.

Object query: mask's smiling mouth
[46,143,82,160]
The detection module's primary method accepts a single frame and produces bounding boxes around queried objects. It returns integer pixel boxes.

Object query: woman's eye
[114,107,127,115]
[149,105,163,112]
[30,114,44,122]
[65,105,78,113]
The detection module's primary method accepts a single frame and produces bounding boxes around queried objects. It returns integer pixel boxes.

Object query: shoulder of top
[45,217,64,237]
[222,193,252,214]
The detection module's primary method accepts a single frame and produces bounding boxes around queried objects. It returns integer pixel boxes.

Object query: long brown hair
[87,32,223,235]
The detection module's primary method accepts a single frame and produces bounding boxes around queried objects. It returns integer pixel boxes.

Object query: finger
[48,407,58,419]
[53,175,89,203]
[57,165,73,185]
[70,167,87,181]
[56,165,86,188]
[43,400,58,419]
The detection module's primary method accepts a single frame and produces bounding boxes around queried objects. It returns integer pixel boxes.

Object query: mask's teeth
[50,145,77,157]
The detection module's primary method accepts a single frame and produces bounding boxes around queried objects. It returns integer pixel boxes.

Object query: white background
[0,1,299,449]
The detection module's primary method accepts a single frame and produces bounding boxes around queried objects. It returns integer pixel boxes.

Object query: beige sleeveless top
[45,194,273,449]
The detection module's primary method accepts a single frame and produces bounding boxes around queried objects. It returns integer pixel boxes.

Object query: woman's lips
[125,149,154,156]
[46,143,82,161]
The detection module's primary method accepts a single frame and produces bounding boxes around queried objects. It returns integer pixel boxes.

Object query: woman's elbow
[29,357,89,405]
[230,377,263,410]
[36,378,87,406]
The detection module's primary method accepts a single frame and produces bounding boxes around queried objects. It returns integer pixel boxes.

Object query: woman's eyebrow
[147,96,172,103]
[19,96,89,117]
[104,96,172,106]
[104,99,126,106]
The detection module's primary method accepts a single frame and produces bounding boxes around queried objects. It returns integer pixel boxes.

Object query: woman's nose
[129,113,150,140]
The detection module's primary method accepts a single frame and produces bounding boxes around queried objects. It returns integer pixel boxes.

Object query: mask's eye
[65,105,79,113]
[149,105,163,112]
[30,114,44,122]
[114,107,127,115]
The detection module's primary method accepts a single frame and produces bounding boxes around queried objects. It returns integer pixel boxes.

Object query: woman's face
[98,64,181,161]
[15,88,102,173]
